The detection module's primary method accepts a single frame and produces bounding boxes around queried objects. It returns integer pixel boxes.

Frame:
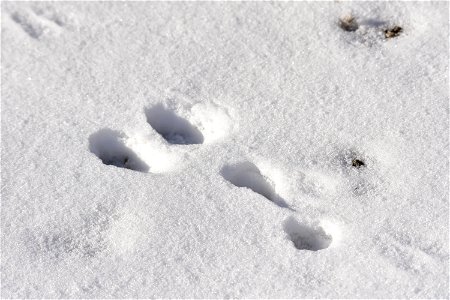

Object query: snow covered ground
[1,1,448,298]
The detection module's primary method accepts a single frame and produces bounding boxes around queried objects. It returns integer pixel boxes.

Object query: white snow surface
[1,1,449,298]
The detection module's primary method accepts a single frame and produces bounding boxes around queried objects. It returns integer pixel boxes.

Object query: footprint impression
[89,102,232,173]
[220,161,292,210]
[221,160,337,251]
[145,104,204,145]
[283,217,333,251]
[89,129,150,173]
[10,5,75,39]
[89,101,338,252]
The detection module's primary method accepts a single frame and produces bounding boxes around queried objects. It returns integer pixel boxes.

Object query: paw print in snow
[89,100,342,252]
[89,102,233,173]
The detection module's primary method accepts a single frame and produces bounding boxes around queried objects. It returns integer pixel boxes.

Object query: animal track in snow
[10,7,67,39]
[221,161,292,209]
[145,102,233,145]
[11,11,46,39]
[86,102,341,253]
[219,160,339,251]
[89,129,149,173]
[89,128,181,174]
[89,102,233,173]
[283,217,333,251]
[145,104,204,145]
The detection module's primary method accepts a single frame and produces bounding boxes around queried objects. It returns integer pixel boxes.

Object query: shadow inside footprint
[145,104,204,145]
[221,161,292,209]
[89,129,149,172]
[283,217,332,251]
[11,11,43,39]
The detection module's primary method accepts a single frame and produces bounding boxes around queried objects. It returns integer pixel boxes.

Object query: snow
[1,1,448,298]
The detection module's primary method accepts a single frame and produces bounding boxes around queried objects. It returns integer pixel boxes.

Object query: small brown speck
[352,159,365,168]
[384,26,402,38]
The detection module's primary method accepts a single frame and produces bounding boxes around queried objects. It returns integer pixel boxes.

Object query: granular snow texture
[1,1,449,298]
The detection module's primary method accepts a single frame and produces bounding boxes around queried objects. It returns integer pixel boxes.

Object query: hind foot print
[89,129,181,174]
[89,129,149,172]
[145,104,204,145]
[283,217,336,251]
[221,161,292,209]
[145,102,233,145]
